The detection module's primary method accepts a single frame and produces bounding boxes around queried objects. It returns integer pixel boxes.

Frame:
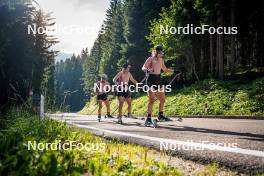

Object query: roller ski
[124,113,137,119]
[115,116,123,124]
[177,117,183,122]
[104,114,114,119]
[144,117,157,128]
[157,114,172,122]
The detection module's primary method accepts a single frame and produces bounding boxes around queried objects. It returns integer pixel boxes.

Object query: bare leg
[158,90,165,112]
[104,99,110,114]
[118,96,125,117]
[126,97,132,114]
[98,100,103,115]
[147,90,157,116]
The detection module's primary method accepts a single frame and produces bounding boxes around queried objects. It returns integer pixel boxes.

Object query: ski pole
[139,70,150,84]
[168,72,182,85]
[112,105,119,115]
[87,104,98,116]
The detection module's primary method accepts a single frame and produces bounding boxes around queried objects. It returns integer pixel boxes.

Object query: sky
[37,0,109,59]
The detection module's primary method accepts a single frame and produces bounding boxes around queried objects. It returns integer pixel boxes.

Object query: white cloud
[37,0,109,54]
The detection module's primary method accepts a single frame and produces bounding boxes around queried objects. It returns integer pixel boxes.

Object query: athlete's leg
[157,89,165,113]
[126,97,132,115]
[98,100,103,114]
[157,89,170,121]
[104,99,111,114]
[144,90,157,126]
[118,96,125,117]
[98,100,103,119]
[147,90,157,116]
[104,98,114,118]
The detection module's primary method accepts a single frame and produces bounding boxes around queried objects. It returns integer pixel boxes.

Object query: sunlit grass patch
[0,109,182,175]
[80,78,264,116]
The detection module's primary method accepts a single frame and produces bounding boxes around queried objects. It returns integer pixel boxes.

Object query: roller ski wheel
[130,115,137,119]
[157,115,171,122]
[177,117,183,122]
[105,114,114,119]
[125,114,137,119]
[152,119,158,128]
[144,118,158,128]
[117,117,123,124]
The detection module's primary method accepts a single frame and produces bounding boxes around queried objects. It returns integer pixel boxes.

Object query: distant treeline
[55,52,87,112]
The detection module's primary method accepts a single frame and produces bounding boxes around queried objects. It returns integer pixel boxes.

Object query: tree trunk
[230,0,236,74]
[216,35,219,76]
[210,34,214,76]
[200,40,205,78]
[188,47,200,81]
[257,0,264,69]
[216,0,224,80]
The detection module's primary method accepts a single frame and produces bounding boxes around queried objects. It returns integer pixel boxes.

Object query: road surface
[49,113,264,174]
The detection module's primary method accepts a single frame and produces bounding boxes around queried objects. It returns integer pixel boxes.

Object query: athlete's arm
[113,71,122,84]
[142,57,152,72]
[161,59,174,73]
[129,73,138,85]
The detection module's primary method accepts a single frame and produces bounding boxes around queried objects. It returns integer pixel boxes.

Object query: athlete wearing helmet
[142,45,174,125]
[113,63,138,123]
[95,74,113,121]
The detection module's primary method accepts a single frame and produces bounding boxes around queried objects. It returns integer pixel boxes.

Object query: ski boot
[105,114,114,118]
[157,114,171,122]
[117,116,123,124]
[98,115,101,122]
[127,113,136,119]
[177,117,183,122]
[144,117,157,128]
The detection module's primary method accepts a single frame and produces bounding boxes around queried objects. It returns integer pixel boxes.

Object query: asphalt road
[49,113,264,174]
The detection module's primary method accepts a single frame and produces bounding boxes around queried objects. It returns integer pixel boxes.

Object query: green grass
[0,108,183,175]
[194,163,219,176]
[80,78,264,116]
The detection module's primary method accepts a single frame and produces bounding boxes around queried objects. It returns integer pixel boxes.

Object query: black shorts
[97,93,108,101]
[117,91,131,99]
[147,74,162,89]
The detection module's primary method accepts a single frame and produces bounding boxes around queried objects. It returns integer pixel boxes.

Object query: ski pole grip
[146,69,151,74]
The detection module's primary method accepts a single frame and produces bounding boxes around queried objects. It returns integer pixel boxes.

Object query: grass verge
[0,108,185,175]
[80,78,264,117]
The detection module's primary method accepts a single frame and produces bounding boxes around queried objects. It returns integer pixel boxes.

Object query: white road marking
[49,115,264,158]
[70,122,264,158]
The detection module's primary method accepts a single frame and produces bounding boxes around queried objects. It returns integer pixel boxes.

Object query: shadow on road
[63,117,264,142]
[157,125,264,141]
